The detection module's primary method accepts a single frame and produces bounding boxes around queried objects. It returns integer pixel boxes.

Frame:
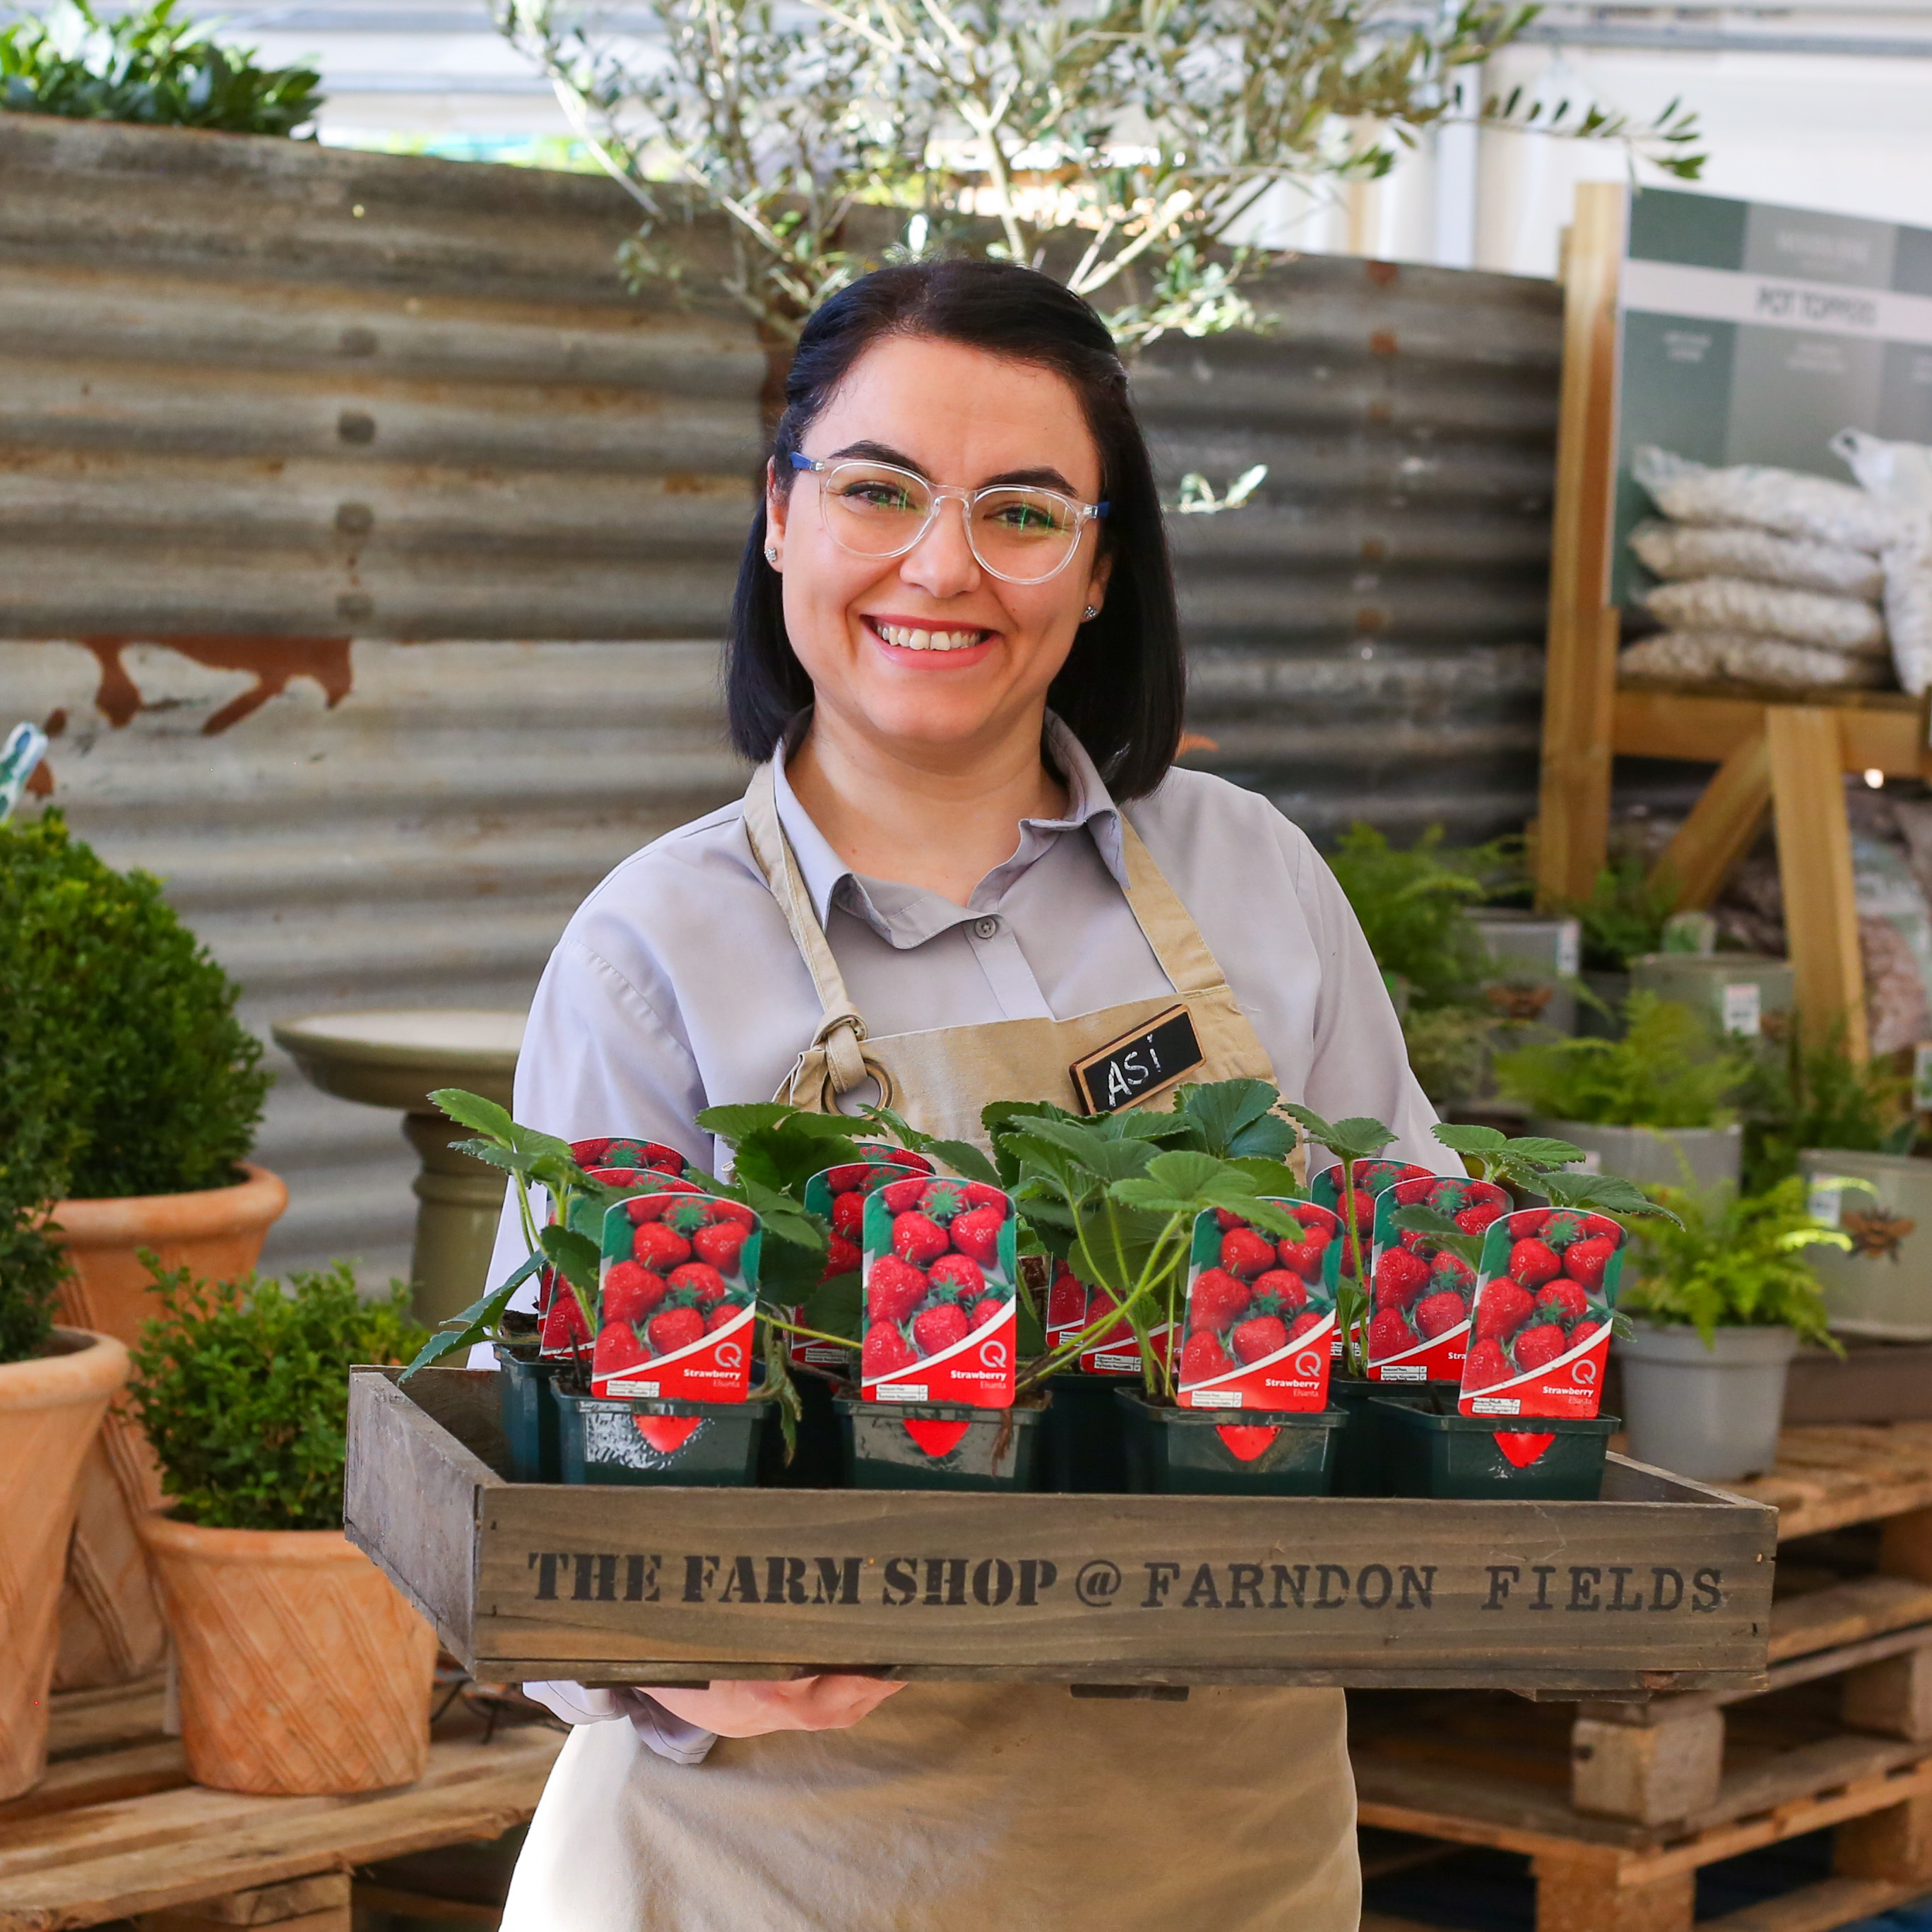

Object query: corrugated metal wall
[1,119,1559,1281]
[1142,254,1560,846]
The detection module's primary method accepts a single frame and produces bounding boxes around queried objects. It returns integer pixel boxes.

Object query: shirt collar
[769,712,1128,933]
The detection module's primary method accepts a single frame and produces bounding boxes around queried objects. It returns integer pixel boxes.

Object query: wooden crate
[0,1675,560,1932]
[345,1368,1779,1693]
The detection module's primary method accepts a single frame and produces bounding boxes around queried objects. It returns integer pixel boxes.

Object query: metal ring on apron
[812,1011,896,1114]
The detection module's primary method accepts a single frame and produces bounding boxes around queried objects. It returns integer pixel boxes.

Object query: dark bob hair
[724,259,1184,800]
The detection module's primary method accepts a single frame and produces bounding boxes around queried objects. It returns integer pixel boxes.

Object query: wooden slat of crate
[0,1727,562,1931]
[348,1370,1777,1692]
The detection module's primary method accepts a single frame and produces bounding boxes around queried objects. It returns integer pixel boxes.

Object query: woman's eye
[991,500,1064,531]
[843,482,918,511]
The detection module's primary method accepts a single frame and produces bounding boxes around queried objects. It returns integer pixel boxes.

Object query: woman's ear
[1084,547,1113,615]
[764,457,788,562]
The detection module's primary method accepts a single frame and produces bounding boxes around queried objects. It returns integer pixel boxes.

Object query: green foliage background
[129,1262,426,1531]
[1493,991,1748,1130]
[1,1,322,135]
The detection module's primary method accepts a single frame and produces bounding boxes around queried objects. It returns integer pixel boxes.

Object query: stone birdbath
[272,1010,524,1326]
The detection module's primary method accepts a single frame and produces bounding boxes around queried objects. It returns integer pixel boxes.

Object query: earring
[1081,605,1099,620]
[765,545,779,564]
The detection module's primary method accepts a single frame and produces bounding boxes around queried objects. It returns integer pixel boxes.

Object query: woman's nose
[897,493,981,598]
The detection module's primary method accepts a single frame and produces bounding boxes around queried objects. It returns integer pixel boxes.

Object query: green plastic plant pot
[1037,1371,1131,1493]
[493,1344,562,1483]
[552,1387,772,1487]
[1371,1397,1616,1500]
[834,1394,1046,1491]
[1328,1377,1462,1495]
[1113,1389,1343,1495]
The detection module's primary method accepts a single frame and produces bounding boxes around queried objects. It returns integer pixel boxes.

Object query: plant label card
[592,1193,761,1401]
[1459,1208,1626,1419]
[1364,1175,1512,1382]
[540,1166,704,1359]
[1310,1159,1435,1281]
[1177,1199,1341,1412]
[1041,1260,1171,1376]
[860,1175,1016,1407]
[789,1155,931,1368]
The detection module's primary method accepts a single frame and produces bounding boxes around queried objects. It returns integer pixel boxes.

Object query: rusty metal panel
[5,639,745,1284]
[1139,252,1562,846]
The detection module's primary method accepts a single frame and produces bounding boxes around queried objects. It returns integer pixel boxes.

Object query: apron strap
[1118,813,1232,997]
[740,761,874,1097]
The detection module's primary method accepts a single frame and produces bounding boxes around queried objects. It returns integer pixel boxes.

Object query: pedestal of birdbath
[272,1011,525,1327]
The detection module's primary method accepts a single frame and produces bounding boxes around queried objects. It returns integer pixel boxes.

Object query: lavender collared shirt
[490,716,1456,1758]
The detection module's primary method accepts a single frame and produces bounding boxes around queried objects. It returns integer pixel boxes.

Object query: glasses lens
[971,488,1081,581]
[820,461,934,557]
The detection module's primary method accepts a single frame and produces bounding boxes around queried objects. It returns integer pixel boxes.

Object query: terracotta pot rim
[137,1511,361,1566]
[47,1163,289,1250]
[0,1326,129,1409]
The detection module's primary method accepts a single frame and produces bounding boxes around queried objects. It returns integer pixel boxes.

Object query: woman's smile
[862,613,1000,662]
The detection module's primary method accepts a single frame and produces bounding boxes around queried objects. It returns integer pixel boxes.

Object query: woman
[496,259,1455,1930]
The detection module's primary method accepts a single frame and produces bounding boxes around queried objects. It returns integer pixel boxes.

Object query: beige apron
[500,761,1358,1932]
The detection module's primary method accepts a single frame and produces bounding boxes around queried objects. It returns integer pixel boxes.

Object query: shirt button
[973,916,1000,940]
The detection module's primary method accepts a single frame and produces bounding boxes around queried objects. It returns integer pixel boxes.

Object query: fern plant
[1623,1178,1846,1349]
[1493,992,1748,1131]
[1741,1020,1913,1195]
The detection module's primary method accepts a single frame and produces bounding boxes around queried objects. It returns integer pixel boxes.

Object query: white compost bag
[1830,430,1932,695]
[1628,520,1883,600]
[1633,446,1915,553]
[1619,631,1890,692]
[1640,578,1885,654]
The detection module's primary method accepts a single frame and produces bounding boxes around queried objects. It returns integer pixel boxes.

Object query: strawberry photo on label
[592,1195,761,1402]
[1363,1178,1482,1383]
[539,1166,700,1361]
[788,1158,927,1369]
[1177,1199,1341,1412]
[1311,1160,1433,1280]
[861,1181,1017,1406]
[1457,1207,1628,1420]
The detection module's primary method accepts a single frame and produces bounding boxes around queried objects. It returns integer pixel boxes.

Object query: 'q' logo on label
[981,1339,1009,1369]
[1294,1350,1324,1378]
[1572,1356,1598,1385]
[716,1341,745,1370]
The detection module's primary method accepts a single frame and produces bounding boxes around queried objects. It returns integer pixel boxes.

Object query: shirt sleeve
[522,1683,717,1767]
[1291,836,1462,1180]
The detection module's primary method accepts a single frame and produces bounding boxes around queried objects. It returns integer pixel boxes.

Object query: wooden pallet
[1352,1425,1932,1932]
[0,1676,563,1931]
[1354,1683,1932,1932]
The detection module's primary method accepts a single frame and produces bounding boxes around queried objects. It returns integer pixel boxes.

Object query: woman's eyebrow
[826,440,1079,495]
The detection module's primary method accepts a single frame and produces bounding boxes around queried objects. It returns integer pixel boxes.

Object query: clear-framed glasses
[789,451,1108,586]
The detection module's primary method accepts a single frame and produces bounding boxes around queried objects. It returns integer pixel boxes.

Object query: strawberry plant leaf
[538,1224,602,1294]
[1194,1180,1302,1238]
[1015,1292,1045,1356]
[1432,1122,1505,1154]
[1142,1149,1224,1199]
[399,1250,544,1382]
[1281,1105,1396,1163]
[695,1103,800,1143]
[1541,1171,1683,1223]
[1500,1135,1589,1167]
[923,1137,1002,1186]
[1224,1157,1303,1198]
[853,1104,937,1155]
[1169,1079,1298,1161]
[798,1271,861,1341]
[1389,1204,1483,1265]
[430,1087,517,1143]
[761,1321,801,1463]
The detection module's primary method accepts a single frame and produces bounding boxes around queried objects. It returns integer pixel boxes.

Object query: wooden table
[0,1677,562,1931]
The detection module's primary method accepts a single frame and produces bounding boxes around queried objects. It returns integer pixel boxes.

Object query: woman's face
[766,333,1110,763]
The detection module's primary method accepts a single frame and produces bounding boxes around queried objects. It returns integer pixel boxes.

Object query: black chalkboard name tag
[1069,1004,1203,1115]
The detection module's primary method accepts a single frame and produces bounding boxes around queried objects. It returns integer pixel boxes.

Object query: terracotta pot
[136,1512,436,1794]
[45,1164,287,1690]
[0,1329,128,1800]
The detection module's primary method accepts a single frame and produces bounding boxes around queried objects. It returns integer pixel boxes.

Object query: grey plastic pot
[1797,1149,1932,1341]
[1527,1117,1741,1194]
[1614,1320,1796,1482]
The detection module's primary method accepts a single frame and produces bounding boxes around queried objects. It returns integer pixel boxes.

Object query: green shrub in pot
[126,1261,437,1794]
[1616,1178,1844,1482]
[1493,992,1750,1190]
[1741,1019,1912,1195]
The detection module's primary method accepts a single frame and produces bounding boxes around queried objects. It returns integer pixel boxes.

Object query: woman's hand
[647,1676,907,1739]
